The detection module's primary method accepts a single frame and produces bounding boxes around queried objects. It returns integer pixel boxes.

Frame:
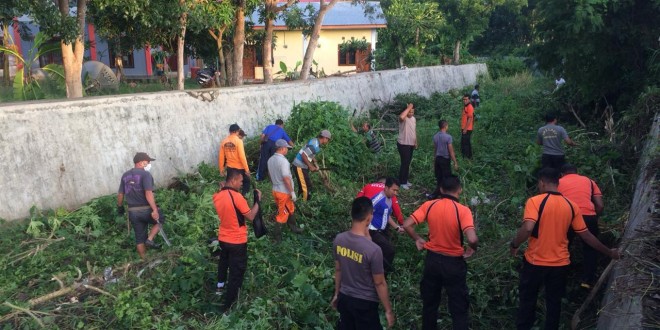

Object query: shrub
[487,56,529,79]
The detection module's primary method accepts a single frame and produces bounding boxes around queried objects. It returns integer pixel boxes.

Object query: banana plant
[0,32,63,100]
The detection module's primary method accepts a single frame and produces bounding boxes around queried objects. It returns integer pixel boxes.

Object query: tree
[469,0,533,56]
[533,0,660,112]
[261,0,296,83]
[89,0,184,85]
[437,0,509,64]
[176,0,188,90]
[188,0,235,86]
[299,0,339,80]
[23,0,86,98]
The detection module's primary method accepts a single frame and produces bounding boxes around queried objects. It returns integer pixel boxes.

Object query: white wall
[0,64,487,220]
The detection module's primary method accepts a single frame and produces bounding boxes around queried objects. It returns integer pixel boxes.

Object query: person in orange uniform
[402,176,478,330]
[558,164,604,288]
[460,94,474,159]
[510,168,619,330]
[213,171,261,312]
[219,123,251,195]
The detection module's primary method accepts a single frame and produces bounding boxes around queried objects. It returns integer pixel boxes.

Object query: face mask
[144,163,152,172]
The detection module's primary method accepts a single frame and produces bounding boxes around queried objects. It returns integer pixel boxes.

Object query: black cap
[134,152,156,163]
[229,124,241,132]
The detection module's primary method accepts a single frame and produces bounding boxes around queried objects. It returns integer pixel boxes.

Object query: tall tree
[299,0,338,80]
[261,0,296,83]
[176,0,188,90]
[24,0,86,98]
[437,0,508,64]
[533,0,660,111]
[231,0,247,85]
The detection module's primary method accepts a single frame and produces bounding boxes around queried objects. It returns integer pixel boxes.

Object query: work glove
[291,192,297,202]
[117,205,125,216]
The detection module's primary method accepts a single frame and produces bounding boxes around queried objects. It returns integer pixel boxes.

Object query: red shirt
[357,183,404,224]
[461,104,474,131]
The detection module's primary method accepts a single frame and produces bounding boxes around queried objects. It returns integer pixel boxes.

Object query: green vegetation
[0,72,640,329]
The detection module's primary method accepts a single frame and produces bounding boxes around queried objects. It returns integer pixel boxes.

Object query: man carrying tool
[117,152,163,260]
[356,177,404,277]
[213,171,262,313]
[257,119,294,181]
[219,123,251,195]
[402,175,478,330]
[509,168,619,330]
[351,121,383,153]
[268,139,303,239]
[292,129,331,201]
[558,164,605,289]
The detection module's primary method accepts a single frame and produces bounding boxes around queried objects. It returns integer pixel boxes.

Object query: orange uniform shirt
[523,192,587,266]
[461,104,474,131]
[218,134,250,172]
[213,188,251,244]
[410,197,474,257]
[558,174,602,216]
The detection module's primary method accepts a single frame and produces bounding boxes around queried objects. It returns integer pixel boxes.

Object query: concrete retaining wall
[0,64,487,220]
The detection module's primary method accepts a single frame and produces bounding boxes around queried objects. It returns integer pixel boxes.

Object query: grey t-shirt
[537,123,568,155]
[433,131,453,158]
[118,168,154,207]
[267,153,293,194]
[333,231,384,302]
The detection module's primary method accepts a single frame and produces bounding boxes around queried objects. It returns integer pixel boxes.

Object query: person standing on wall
[356,177,405,277]
[292,130,332,201]
[267,139,303,240]
[460,94,474,159]
[219,123,251,195]
[428,120,458,200]
[117,152,163,260]
[509,168,619,330]
[402,176,478,330]
[256,119,294,181]
[397,103,417,189]
[332,197,395,329]
[213,171,262,313]
[558,164,605,289]
[536,114,577,170]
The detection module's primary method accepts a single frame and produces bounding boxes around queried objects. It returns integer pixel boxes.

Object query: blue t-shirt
[368,191,393,230]
[293,138,321,169]
[118,168,154,207]
[262,125,291,142]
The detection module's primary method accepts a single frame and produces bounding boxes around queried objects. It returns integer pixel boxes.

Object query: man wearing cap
[558,164,605,289]
[219,123,251,195]
[257,119,294,181]
[292,130,331,201]
[268,139,302,239]
[117,152,163,260]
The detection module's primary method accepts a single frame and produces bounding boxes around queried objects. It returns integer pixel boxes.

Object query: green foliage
[0,75,639,329]
[276,60,302,80]
[338,37,369,53]
[486,56,529,79]
[287,101,375,179]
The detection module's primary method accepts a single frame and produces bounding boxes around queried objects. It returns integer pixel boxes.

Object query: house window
[338,46,356,66]
[109,47,135,69]
[39,38,63,67]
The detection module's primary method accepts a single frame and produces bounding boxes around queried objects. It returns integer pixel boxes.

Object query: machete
[157,222,172,247]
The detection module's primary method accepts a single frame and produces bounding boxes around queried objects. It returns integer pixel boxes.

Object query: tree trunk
[263,11,275,84]
[2,23,10,87]
[300,0,339,80]
[226,48,234,85]
[397,43,404,68]
[231,0,245,86]
[452,39,461,65]
[209,28,228,87]
[60,0,86,98]
[176,0,187,91]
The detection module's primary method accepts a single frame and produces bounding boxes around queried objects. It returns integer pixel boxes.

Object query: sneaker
[425,193,437,200]
[215,286,224,296]
[401,183,412,190]
[145,239,161,249]
[580,282,593,290]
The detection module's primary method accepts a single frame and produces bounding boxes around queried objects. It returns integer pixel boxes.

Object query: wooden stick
[83,285,117,299]
[3,302,45,328]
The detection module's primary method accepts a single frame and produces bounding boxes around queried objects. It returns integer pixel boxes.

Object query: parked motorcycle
[197,67,218,88]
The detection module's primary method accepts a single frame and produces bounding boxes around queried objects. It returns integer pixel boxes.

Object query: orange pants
[272,191,295,224]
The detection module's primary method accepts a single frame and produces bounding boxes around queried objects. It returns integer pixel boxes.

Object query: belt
[427,250,463,260]
[369,228,387,233]
[128,205,152,211]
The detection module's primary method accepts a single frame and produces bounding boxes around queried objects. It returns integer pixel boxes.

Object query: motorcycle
[196,67,218,88]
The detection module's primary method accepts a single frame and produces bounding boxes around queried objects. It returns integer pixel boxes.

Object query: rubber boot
[287,214,303,234]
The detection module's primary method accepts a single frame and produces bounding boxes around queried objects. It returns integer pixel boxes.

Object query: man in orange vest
[559,164,604,288]
[510,168,619,330]
[219,123,251,195]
